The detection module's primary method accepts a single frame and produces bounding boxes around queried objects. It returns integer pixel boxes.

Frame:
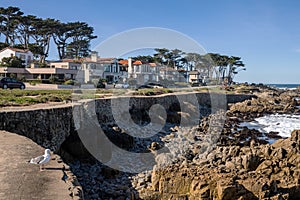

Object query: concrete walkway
[0,131,82,200]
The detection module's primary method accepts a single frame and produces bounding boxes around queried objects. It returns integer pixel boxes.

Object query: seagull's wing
[30,155,45,164]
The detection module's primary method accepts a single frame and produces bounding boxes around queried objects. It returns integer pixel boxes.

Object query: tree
[29,18,59,63]
[52,21,74,59]
[0,42,8,50]
[154,48,169,66]
[1,56,24,68]
[169,49,185,69]
[0,6,24,46]
[185,53,201,71]
[65,22,97,59]
[227,56,245,84]
[15,15,37,49]
[132,55,156,63]
[66,39,90,58]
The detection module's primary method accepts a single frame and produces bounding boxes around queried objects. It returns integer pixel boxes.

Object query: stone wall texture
[0,93,254,152]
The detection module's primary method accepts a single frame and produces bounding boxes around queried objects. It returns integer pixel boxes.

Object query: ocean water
[268,84,300,90]
[239,114,300,142]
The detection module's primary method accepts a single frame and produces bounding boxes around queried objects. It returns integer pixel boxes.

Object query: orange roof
[149,63,157,67]
[133,60,142,65]
[119,60,128,65]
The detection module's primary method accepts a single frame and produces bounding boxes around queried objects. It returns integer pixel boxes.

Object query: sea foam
[239,114,300,138]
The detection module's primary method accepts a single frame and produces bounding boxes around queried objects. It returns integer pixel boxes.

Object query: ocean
[240,114,300,140]
[268,84,300,90]
[238,84,300,142]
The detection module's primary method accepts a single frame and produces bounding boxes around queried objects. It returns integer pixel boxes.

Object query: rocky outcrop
[140,130,300,200]
[229,88,299,118]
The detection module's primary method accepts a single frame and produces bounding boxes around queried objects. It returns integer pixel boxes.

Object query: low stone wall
[0,93,254,152]
[0,106,73,151]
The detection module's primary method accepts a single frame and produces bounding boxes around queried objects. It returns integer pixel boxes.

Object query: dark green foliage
[1,56,25,68]
[0,42,9,50]
[0,6,97,63]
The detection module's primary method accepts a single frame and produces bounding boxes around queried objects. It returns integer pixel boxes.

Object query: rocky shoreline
[68,84,300,199]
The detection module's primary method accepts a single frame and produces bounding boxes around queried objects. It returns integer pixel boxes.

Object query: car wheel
[20,85,25,90]
[3,84,8,89]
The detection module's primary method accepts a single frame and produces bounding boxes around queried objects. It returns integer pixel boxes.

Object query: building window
[104,65,110,72]
[19,54,26,60]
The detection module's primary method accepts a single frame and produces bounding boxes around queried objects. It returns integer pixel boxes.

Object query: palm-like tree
[227,56,245,84]
[0,6,24,46]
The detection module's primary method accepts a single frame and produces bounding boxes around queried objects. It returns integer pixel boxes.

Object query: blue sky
[1,0,300,84]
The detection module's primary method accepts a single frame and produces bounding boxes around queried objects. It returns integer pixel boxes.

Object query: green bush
[64,79,75,85]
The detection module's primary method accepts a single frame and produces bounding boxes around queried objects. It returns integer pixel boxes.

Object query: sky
[1,0,300,84]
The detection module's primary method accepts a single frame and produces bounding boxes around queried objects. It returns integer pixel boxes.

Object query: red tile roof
[133,60,142,65]
[119,60,128,65]
[149,63,157,67]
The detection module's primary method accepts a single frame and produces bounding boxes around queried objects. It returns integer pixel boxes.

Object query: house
[48,59,82,70]
[126,58,160,84]
[80,51,126,84]
[188,70,202,83]
[0,47,34,66]
[160,67,180,82]
[0,67,79,82]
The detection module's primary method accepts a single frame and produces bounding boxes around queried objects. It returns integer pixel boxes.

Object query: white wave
[239,114,300,138]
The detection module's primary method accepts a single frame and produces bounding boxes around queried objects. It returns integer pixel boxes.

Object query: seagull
[29,149,51,171]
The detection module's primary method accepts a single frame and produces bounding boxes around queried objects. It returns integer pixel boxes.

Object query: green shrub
[64,79,75,85]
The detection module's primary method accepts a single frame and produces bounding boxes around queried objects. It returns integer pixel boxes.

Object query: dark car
[138,84,152,89]
[0,77,26,89]
[191,82,200,87]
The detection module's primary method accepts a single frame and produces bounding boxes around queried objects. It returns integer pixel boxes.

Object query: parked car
[138,84,153,89]
[190,82,200,87]
[122,83,129,88]
[113,82,129,89]
[0,77,25,89]
[147,83,164,88]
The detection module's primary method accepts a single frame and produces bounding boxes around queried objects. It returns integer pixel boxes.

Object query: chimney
[91,51,98,62]
[128,57,132,73]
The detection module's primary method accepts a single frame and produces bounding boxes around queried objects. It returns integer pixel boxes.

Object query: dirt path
[0,131,82,200]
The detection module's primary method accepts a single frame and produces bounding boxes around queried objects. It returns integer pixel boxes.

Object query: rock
[150,142,160,150]
[217,180,237,200]
[271,147,287,159]
[241,154,261,171]
[291,130,300,143]
[256,160,273,175]
[151,170,160,191]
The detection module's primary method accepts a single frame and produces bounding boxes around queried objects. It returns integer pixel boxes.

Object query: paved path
[0,131,82,200]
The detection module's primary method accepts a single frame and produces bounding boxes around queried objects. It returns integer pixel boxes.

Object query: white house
[48,59,82,70]
[0,47,34,66]
[81,52,124,83]
[126,58,160,84]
